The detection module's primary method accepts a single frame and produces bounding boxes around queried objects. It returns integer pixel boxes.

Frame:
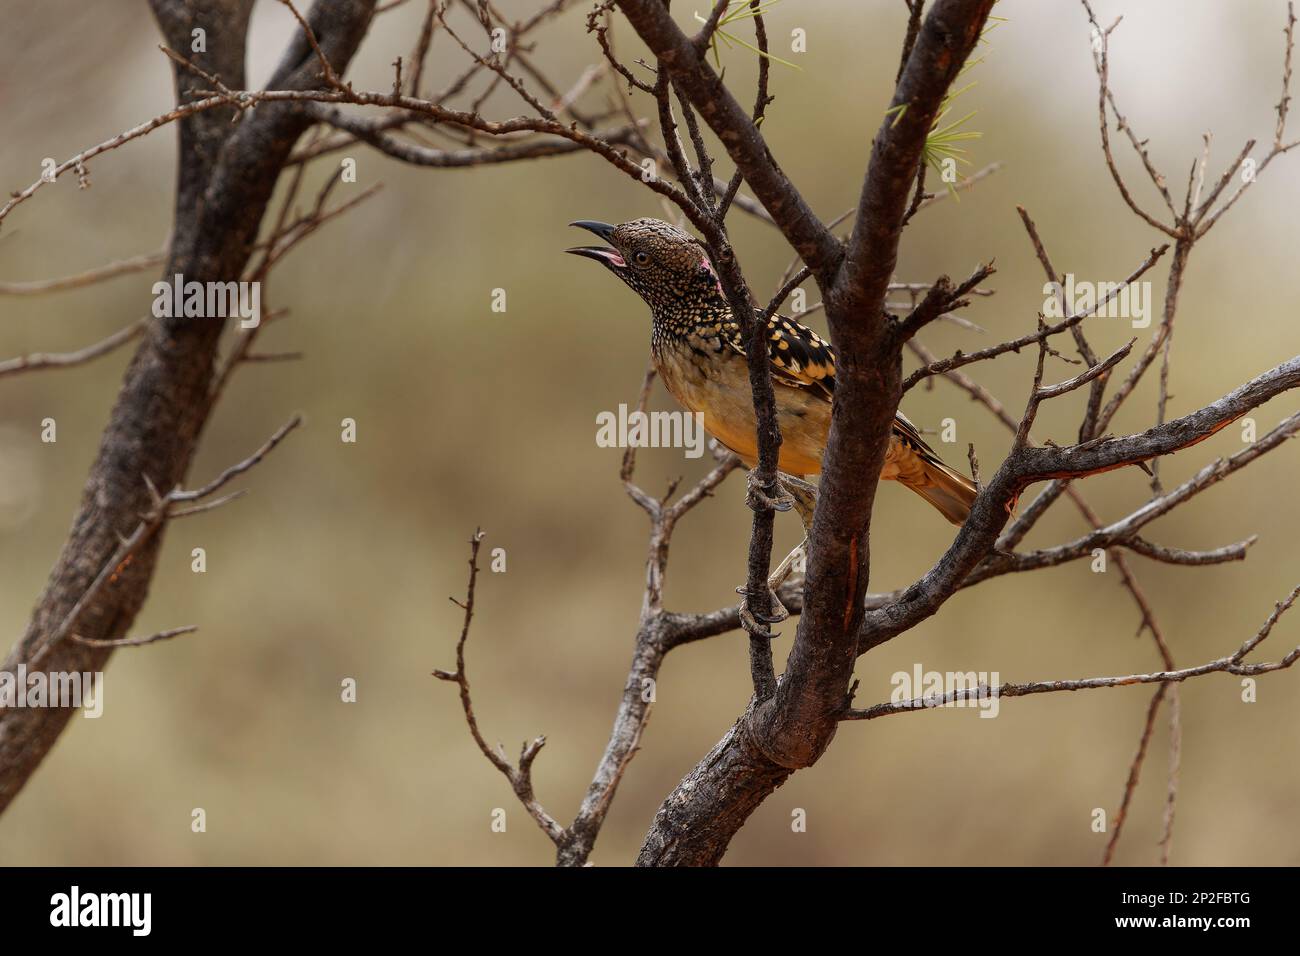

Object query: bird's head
[566,217,726,318]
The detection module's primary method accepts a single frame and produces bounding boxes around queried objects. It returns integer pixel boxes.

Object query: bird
[566,217,978,526]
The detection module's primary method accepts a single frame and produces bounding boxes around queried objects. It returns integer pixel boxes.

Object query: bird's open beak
[565,220,625,268]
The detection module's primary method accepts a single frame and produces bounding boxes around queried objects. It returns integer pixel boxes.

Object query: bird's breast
[652,335,734,415]
[651,336,831,475]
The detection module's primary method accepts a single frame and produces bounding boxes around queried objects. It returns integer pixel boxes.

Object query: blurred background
[1,0,1297,866]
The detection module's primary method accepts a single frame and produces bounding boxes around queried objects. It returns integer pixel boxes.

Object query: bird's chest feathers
[652,330,745,416]
[652,332,773,466]
[649,319,834,474]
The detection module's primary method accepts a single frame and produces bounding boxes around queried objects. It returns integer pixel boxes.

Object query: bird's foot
[737,585,790,637]
[746,469,795,513]
[733,538,800,638]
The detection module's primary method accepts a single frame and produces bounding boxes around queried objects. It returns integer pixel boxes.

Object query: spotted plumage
[567,217,978,524]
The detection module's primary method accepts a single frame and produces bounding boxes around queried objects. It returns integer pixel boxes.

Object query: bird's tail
[899,457,979,526]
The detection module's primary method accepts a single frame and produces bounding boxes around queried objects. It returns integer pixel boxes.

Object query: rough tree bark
[0,0,378,812]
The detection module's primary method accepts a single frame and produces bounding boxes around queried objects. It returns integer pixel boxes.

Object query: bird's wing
[723,311,838,402]
[728,312,945,459]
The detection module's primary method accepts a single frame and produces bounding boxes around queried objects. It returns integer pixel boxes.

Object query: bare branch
[615,0,842,277]
[1080,2,1178,237]
[861,358,1300,652]
[72,626,199,649]
[311,105,644,166]
[27,415,302,670]
[0,249,167,296]
[894,262,996,341]
[433,530,566,845]
[0,319,146,379]
[278,0,347,90]
[1102,685,1166,865]
[904,243,1168,391]
[845,583,1300,721]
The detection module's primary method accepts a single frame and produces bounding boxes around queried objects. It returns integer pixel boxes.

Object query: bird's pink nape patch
[700,255,724,295]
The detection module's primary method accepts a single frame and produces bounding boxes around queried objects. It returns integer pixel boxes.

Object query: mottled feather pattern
[721,311,837,402]
[571,217,979,523]
[723,311,945,465]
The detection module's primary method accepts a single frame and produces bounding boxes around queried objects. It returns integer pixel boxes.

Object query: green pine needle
[883,9,1002,199]
[694,1,803,71]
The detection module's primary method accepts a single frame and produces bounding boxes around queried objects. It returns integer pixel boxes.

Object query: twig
[278,0,346,90]
[72,626,198,649]
[845,584,1300,720]
[433,529,566,845]
[0,319,146,379]
[1101,685,1165,865]
[0,249,167,295]
[27,416,302,669]
[903,244,1167,391]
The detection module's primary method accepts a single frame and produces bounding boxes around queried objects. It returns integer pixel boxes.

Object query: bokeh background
[1,0,1297,866]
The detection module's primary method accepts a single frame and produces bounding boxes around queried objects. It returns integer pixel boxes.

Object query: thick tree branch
[0,0,378,813]
[859,357,1300,653]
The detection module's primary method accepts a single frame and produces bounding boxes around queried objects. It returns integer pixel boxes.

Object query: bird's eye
[632,251,652,267]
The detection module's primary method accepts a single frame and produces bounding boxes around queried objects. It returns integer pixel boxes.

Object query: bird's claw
[736,584,790,635]
[746,470,795,513]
